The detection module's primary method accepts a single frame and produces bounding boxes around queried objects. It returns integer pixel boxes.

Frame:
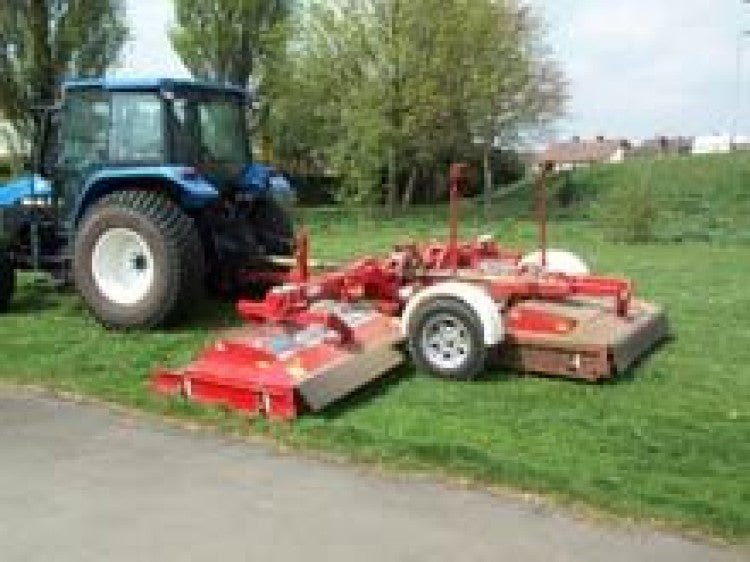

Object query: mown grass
[1,154,749,539]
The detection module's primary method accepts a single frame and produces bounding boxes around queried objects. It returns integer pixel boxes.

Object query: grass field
[1,154,749,539]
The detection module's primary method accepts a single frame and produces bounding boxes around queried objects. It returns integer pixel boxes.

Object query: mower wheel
[408,296,487,381]
[0,250,15,313]
[74,190,205,330]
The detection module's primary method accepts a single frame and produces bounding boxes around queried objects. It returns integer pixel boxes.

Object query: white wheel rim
[91,228,155,306]
[421,313,472,371]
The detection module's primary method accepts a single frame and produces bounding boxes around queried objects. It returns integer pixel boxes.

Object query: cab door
[56,89,110,223]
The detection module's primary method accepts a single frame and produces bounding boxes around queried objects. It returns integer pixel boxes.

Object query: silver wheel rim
[91,228,155,306]
[421,313,472,370]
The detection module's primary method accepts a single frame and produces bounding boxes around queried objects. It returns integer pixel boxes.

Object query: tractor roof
[62,77,247,97]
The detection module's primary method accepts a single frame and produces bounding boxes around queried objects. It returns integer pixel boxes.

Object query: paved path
[0,388,745,562]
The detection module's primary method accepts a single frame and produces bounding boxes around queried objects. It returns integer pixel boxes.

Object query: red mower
[152,164,669,420]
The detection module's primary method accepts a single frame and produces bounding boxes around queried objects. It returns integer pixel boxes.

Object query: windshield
[60,90,166,168]
[168,93,248,166]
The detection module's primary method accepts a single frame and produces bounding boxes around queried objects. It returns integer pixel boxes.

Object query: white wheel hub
[421,313,472,370]
[91,228,155,306]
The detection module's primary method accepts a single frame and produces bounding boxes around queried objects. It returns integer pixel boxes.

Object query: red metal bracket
[237,288,356,345]
[483,273,632,317]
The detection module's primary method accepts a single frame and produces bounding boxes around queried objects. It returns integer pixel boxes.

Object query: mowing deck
[501,299,669,380]
[152,302,403,420]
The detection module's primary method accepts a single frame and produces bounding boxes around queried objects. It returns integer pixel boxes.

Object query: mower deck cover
[501,298,668,380]
[152,301,404,420]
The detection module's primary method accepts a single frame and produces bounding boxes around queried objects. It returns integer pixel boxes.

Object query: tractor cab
[48,79,253,215]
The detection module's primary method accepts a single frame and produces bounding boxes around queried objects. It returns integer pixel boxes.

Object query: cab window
[109,93,164,162]
[59,90,109,169]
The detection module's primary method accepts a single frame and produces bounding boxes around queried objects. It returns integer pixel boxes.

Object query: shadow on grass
[177,298,243,331]
[602,335,676,387]
[163,284,278,333]
[11,272,253,332]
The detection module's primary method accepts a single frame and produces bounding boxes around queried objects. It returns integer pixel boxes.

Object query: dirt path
[0,388,744,562]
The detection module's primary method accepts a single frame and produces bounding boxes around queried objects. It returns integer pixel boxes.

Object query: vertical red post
[448,163,468,273]
[293,228,310,283]
[537,162,553,268]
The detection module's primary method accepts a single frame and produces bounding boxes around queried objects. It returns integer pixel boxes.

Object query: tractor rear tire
[407,297,487,381]
[74,191,205,330]
[0,250,15,313]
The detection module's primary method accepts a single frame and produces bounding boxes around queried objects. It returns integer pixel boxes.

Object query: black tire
[73,190,205,330]
[249,197,295,257]
[407,297,487,381]
[0,250,15,313]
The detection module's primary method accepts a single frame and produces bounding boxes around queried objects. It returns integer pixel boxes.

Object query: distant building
[732,139,750,152]
[628,136,693,158]
[537,136,630,172]
[691,135,749,155]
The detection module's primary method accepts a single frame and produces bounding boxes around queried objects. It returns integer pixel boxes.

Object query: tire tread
[74,190,204,329]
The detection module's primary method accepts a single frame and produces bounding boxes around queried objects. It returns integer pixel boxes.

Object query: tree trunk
[433,170,445,203]
[29,0,53,103]
[483,144,493,222]
[28,0,53,162]
[386,146,398,216]
[401,167,419,209]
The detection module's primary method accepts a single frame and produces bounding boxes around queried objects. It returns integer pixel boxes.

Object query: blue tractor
[0,78,295,329]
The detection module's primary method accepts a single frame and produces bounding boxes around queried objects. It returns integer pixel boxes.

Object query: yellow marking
[284,358,310,383]
[287,366,309,382]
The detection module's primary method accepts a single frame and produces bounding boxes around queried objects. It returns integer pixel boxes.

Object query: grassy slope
[1,154,749,538]
[499,152,750,243]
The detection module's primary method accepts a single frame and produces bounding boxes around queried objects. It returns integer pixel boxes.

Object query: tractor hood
[0,175,52,207]
[0,168,294,208]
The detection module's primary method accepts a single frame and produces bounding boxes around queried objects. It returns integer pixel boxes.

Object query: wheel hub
[421,313,472,370]
[91,228,155,306]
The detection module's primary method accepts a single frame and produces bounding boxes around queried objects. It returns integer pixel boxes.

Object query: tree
[0,0,128,145]
[170,0,291,87]
[456,4,566,219]
[267,0,565,210]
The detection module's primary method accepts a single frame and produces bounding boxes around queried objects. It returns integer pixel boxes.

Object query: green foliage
[596,161,660,243]
[266,0,564,206]
[0,0,128,142]
[169,0,291,86]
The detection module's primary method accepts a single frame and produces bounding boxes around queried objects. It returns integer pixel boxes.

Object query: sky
[120,0,750,139]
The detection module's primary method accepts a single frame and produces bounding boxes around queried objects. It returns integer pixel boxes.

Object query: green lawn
[1,156,749,539]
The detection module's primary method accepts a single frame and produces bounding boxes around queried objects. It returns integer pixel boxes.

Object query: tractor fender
[400,282,504,347]
[71,166,219,225]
